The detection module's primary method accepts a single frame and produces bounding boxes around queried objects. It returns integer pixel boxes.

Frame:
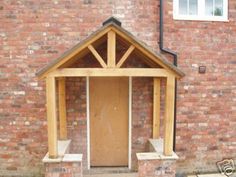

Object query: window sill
[173,15,229,22]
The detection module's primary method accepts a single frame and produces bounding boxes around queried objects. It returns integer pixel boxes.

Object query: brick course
[138,159,176,177]
[0,0,235,176]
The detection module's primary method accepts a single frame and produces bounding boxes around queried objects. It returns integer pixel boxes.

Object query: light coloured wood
[128,77,132,169]
[38,27,112,79]
[49,68,170,77]
[58,77,67,140]
[110,27,181,78]
[88,45,107,68]
[90,77,129,166]
[153,78,161,139]
[164,75,175,156]
[116,45,135,68]
[46,76,58,158]
[107,30,116,67]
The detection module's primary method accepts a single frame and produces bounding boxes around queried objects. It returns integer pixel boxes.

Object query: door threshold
[85,167,132,175]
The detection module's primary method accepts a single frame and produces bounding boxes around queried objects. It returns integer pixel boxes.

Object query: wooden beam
[107,30,116,67]
[116,45,135,68]
[46,76,58,158]
[88,45,107,68]
[111,27,183,78]
[164,75,175,156]
[49,68,171,77]
[153,78,161,139]
[38,27,112,79]
[58,77,68,140]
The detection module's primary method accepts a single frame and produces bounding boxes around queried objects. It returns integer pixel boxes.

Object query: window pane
[189,0,198,15]
[214,0,223,16]
[205,0,213,16]
[179,0,188,15]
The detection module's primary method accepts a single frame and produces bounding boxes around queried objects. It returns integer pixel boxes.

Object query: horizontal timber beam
[48,68,172,77]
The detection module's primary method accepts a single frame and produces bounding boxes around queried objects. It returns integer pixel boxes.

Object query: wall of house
[0,0,235,176]
[164,0,236,175]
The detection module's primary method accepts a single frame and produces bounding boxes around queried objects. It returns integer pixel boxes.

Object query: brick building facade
[0,0,235,176]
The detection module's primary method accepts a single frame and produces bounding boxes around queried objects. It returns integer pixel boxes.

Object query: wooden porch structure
[37,18,184,160]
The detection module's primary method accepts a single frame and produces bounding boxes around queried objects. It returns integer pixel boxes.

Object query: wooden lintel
[58,77,68,140]
[49,68,171,77]
[107,30,116,67]
[153,78,161,139]
[116,45,135,68]
[88,45,107,68]
[46,76,58,158]
[164,75,175,156]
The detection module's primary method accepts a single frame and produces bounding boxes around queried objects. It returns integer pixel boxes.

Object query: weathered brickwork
[163,0,236,175]
[0,0,236,176]
[138,159,176,177]
[45,161,82,177]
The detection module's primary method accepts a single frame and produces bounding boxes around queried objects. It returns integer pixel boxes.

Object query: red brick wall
[162,0,236,175]
[0,0,236,176]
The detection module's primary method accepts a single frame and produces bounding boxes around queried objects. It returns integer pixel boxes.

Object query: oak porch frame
[46,69,176,160]
[42,20,182,162]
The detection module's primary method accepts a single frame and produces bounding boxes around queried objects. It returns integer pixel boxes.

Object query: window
[173,0,228,21]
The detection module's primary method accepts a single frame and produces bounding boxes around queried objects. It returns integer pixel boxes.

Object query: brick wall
[0,0,236,176]
[162,0,236,175]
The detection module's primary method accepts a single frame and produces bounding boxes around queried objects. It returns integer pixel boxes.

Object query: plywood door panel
[90,77,129,167]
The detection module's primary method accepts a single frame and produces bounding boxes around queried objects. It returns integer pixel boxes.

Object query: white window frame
[173,0,228,21]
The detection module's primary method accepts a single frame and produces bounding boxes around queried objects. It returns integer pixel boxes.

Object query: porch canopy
[36,17,185,159]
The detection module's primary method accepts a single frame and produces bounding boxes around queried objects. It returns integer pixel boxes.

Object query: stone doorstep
[85,167,132,175]
[84,173,138,177]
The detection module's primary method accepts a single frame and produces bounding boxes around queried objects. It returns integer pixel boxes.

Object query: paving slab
[197,174,227,177]
[187,174,227,177]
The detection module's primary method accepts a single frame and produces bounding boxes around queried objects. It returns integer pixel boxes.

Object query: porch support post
[107,30,116,67]
[164,75,175,156]
[58,77,68,140]
[46,76,58,158]
[153,78,161,139]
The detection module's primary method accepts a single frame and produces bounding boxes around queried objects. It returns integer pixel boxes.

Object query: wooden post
[153,78,161,139]
[58,77,68,140]
[164,75,175,156]
[107,30,116,67]
[46,76,58,158]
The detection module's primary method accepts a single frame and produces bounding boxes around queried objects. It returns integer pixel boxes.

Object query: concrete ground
[85,173,228,177]
[188,174,228,177]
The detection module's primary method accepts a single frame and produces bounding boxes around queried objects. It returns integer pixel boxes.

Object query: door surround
[86,77,132,169]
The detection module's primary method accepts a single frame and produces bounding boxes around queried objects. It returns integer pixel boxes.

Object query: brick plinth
[45,161,82,177]
[138,159,176,177]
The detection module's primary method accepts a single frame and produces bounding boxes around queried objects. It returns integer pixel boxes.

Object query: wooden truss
[37,21,184,159]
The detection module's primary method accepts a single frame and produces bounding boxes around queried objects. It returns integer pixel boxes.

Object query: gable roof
[36,18,185,79]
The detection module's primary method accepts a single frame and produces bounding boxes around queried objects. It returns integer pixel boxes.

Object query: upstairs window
[173,0,228,21]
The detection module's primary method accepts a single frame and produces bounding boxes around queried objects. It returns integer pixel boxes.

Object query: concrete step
[84,167,137,177]
[84,173,138,177]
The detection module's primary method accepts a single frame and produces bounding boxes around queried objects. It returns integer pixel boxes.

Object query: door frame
[86,77,132,169]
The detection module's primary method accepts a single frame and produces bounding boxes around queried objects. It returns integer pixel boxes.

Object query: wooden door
[90,77,129,167]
